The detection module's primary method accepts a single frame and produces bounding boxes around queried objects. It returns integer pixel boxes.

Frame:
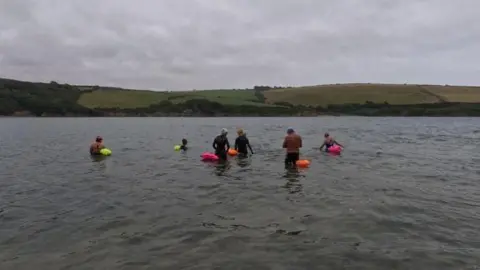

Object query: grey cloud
[1,0,479,90]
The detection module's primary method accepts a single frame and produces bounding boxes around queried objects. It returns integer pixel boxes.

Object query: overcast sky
[1,0,479,90]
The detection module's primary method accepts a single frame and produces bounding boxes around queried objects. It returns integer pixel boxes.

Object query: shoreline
[1,114,477,118]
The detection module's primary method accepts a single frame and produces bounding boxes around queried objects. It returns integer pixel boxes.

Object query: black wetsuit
[235,135,251,155]
[325,140,335,152]
[180,145,187,151]
[213,135,230,160]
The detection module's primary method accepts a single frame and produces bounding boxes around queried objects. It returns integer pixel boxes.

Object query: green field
[78,88,271,109]
[262,83,480,106]
[77,83,480,109]
[78,89,169,108]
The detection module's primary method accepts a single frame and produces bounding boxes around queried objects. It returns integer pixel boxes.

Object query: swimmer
[282,127,302,167]
[89,136,105,155]
[320,132,344,152]
[234,128,253,156]
[213,128,230,161]
[180,138,188,151]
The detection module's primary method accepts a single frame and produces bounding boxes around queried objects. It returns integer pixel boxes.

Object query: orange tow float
[296,159,310,168]
[228,149,238,156]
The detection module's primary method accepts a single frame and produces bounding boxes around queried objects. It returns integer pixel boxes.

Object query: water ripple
[0,117,479,269]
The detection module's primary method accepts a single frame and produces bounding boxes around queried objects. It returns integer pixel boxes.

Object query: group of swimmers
[89,128,343,167]
[212,128,254,160]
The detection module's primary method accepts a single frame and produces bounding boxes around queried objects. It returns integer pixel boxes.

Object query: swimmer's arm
[334,140,344,147]
[319,142,325,150]
[212,140,217,150]
[299,137,303,148]
[226,139,230,151]
[282,137,287,148]
[246,138,253,154]
[234,138,238,151]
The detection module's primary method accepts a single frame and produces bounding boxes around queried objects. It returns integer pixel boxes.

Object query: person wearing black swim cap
[180,138,188,151]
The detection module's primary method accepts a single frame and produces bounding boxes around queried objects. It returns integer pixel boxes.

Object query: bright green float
[100,148,112,156]
[174,145,181,151]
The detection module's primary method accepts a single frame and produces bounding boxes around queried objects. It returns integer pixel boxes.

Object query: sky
[1,0,479,90]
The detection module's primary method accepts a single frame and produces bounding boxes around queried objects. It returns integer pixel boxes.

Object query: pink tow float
[327,145,342,154]
[201,152,219,161]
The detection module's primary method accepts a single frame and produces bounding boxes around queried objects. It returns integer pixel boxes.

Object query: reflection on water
[213,160,231,176]
[90,154,107,162]
[235,154,251,168]
[282,167,304,194]
[0,117,479,270]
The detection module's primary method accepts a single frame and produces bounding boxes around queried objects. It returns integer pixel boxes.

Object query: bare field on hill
[263,84,480,106]
[421,85,480,102]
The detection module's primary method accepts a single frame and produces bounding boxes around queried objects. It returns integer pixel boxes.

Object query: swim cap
[287,127,294,134]
[221,128,228,135]
[324,132,329,137]
[96,136,103,142]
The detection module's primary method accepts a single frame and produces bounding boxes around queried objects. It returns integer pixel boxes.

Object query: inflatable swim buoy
[174,145,181,151]
[228,149,238,156]
[327,145,342,154]
[201,152,219,161]
[100,148,112,156]
[296,159,310,168]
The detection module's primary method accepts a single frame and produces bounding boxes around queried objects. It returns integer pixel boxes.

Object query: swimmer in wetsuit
[89,136,105,155]
[234,128,253,156]
[213,128,230,160]
[180,138,188,151]
[320,132,344,152]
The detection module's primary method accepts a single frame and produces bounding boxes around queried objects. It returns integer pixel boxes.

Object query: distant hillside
[2,77,480,116]
[262,83,480,106]
[0,78,98,116]
[78,83,480,109]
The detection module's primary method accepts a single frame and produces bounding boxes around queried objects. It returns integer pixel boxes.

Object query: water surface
[0,117,479,270]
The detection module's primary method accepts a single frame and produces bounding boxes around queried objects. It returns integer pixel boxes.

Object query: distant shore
[2,77,480,117]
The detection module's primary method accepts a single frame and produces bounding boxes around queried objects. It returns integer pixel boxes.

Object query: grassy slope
[76,83,480,109]
[420,85,480,102]
[78,89,170,108]
[77,88,275,109]
[263,84,480,106]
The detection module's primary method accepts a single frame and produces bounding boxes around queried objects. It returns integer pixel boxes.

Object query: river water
[0,117,479,270]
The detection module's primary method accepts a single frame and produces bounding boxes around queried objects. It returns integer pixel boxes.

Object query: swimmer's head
[95,136,103,142]
[182,138,187,145]
[221,128,228,136]
[237,128,244,136]
[324,132,330,138]
[287,127,294,134]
